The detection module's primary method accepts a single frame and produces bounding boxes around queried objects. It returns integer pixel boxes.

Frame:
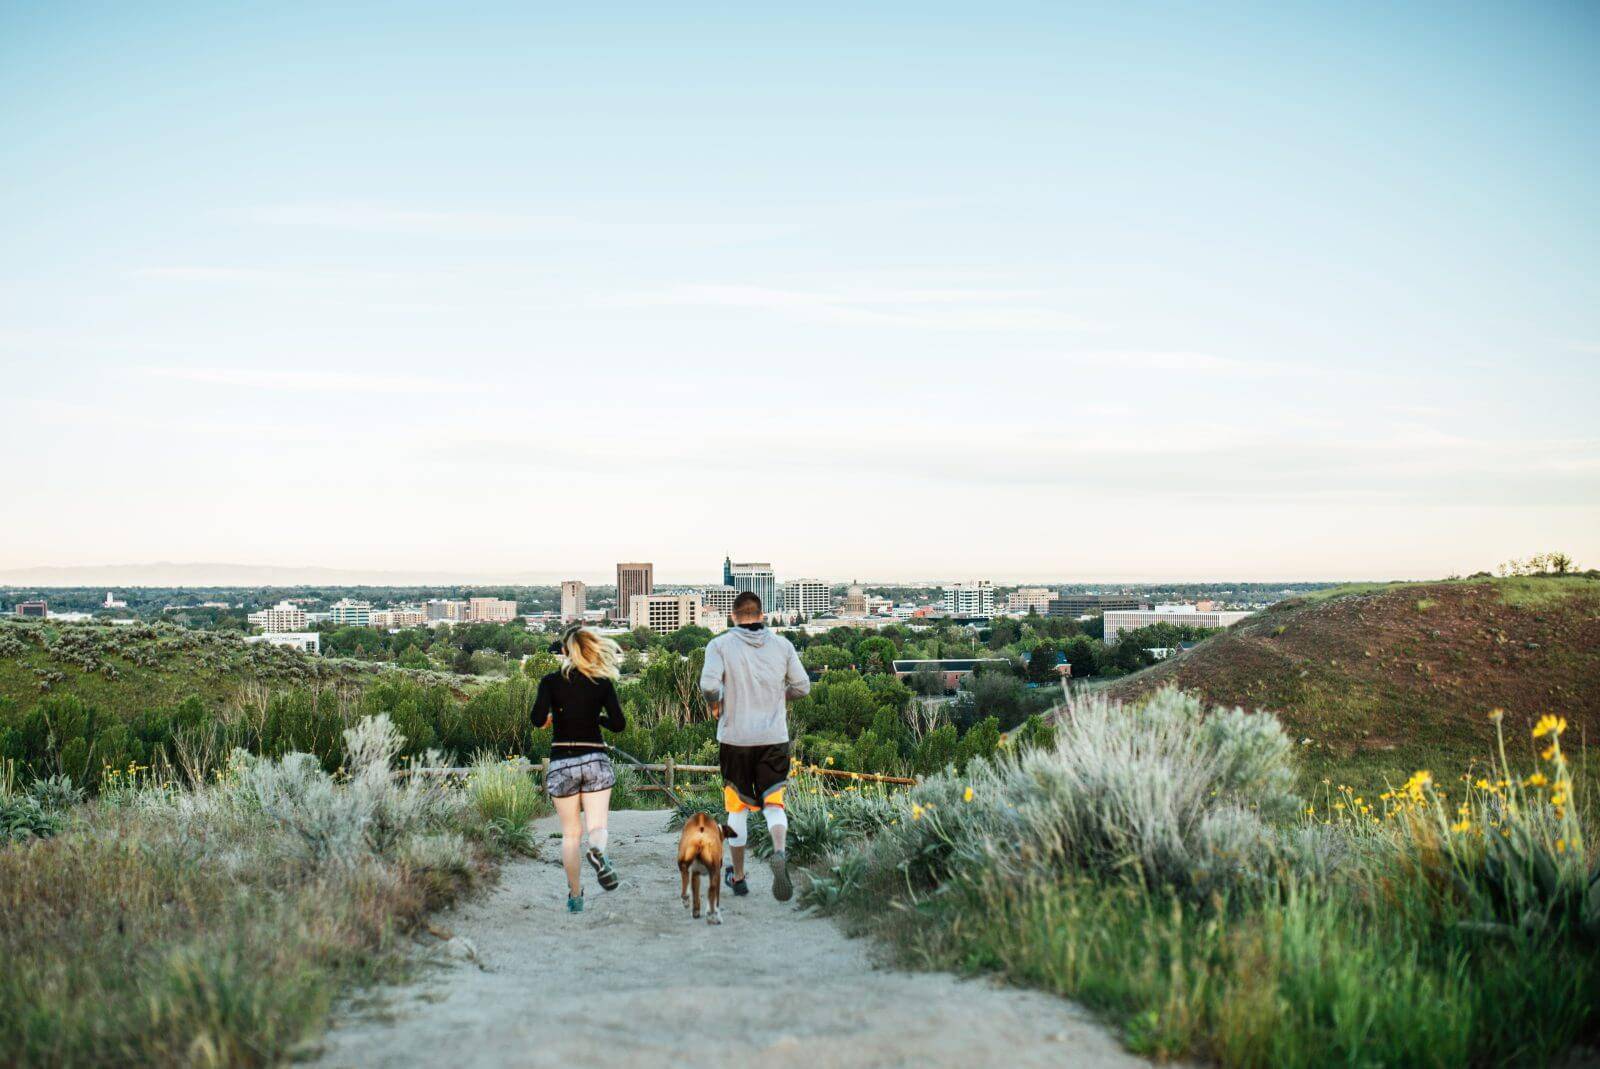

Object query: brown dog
[677,812,735,925]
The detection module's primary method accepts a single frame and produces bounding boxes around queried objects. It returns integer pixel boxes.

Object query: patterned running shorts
[546,752,617,798]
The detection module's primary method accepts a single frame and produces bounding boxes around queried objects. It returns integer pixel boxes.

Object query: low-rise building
[891,657,1012,692]
[245,632,321,655]
[1103,605,1253,643]
[1006,587,1056,614]
[630,593,701,632]
[248,601,309,633]
[467,597,518,624]
[701,584,739,621]
[425,599,467,622]
[14,600,47,618]
[327,599,373,627]
[1047,593,1152,618]
[370,608,426,629]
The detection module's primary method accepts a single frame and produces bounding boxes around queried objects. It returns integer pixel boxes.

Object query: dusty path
[313,809,1150,1069]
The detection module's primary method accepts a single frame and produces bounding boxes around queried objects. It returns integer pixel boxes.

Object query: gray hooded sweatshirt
[699,625,811,746]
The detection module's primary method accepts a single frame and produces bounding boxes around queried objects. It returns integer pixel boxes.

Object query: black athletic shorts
[720,742,790,812]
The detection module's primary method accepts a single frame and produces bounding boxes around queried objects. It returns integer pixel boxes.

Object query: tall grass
[0,715,490,1067]
[804,688,1599,1066]
[464,754,546,852]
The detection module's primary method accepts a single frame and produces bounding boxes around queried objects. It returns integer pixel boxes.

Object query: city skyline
[2,5,1596,580]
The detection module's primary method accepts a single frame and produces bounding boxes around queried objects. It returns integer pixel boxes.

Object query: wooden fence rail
[400,758,917,790]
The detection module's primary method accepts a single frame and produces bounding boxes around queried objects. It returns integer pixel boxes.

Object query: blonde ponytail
[562,626,621,681]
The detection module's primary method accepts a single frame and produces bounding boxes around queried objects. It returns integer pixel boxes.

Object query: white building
[781,579,831,618]
[248,601,309,633]
[103,591,127,609]
[1103,605,1253,643]
[245,632,321,655]
[943,580,995,617]
[560,580,587,622]
[1006,587,1056,614]
[467,597,518,623]
[630,593,702,632]
[728,561,777,615]
[327,599,373,626]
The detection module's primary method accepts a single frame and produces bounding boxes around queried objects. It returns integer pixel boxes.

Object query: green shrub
[464,756,544,852]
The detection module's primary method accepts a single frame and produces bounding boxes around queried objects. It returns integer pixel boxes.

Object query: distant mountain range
[0,562,580,587]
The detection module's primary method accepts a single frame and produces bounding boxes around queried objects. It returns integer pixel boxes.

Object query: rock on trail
[312,809,1151,1069]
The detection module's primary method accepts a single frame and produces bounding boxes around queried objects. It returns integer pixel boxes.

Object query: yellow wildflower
[911,804,923,821]
[1556,839,1567,854]
[1532,715,1567,739]
[1525,772,1547,787]
[1450,819,1471,833]
[1487,708,1503,722]
[963,786,974,803]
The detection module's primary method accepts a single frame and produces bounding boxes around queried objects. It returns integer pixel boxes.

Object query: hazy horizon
[0,559,1460,589]
[3,4,1596,579]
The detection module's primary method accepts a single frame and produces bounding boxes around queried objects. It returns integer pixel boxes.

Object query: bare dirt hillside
[1103,577,1600,788]
[311,809,1154,1069]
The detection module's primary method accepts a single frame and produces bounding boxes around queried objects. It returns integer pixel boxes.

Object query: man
[699,591,810,900]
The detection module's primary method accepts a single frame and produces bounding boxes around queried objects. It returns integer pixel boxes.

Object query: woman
[532,626,626,913]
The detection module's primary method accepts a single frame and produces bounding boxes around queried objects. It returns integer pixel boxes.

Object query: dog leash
[603,742,692,814]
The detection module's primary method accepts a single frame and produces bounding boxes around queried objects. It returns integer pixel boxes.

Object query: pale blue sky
[2,2,1596,582]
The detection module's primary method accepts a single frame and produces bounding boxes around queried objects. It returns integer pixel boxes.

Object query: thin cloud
[251,201,797,244]
[141,366,482,395]
[613,283,1092,331]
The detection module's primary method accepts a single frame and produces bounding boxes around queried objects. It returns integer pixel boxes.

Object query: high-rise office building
[722,555,734,586]
[616,562,654,621]
[728,561,776,614]
[560,580,587,622]
[783,579,832,618]
[942,580,995,616]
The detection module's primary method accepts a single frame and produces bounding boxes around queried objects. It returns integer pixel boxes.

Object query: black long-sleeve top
[532,671,626,754]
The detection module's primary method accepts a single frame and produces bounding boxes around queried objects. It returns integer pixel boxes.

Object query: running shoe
[567,893,584,913]
[724,866,749,897]
[769,851,792,902]
[587,848,619,891]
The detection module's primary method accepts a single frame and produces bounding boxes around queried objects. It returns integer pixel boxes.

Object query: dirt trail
[312,809,1150,1069]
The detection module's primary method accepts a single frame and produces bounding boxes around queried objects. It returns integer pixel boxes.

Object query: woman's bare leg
[579,788,612,855]
[553,793,583,898]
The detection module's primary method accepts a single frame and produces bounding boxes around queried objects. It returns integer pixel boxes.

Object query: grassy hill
[1103,576,1600,791]
[0,619,462,712]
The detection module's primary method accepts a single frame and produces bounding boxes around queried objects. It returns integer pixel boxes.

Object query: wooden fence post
[539,757,549,784]
[665,755,675,793]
